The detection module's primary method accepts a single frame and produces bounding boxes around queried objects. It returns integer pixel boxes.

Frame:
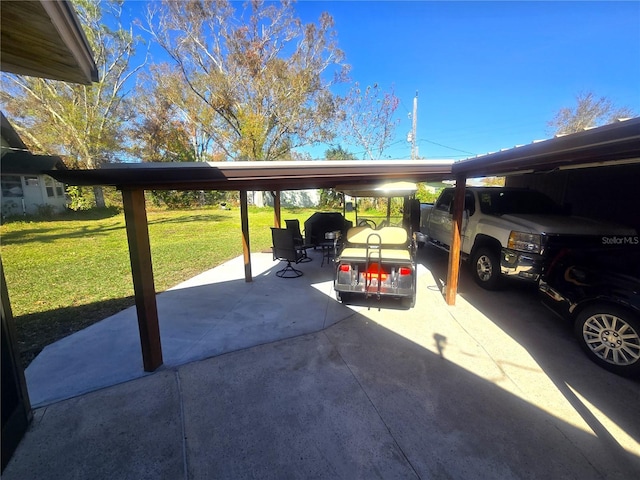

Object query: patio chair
[284,219,313,262]
[271,227,305,278]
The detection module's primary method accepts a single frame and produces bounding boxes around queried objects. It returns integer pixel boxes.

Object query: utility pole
[411,91,418,159]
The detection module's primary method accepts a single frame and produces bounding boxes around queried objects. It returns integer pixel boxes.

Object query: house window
[44,177,66,198]
[25,176,39,187]
[45,177,55,197]
[1,175,23,197]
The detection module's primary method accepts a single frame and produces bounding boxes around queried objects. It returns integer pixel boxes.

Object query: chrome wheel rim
[476,255,493,282]
[582,313,640,366]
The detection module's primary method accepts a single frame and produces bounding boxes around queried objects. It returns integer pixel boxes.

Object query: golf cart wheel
[471,247,502,290]
[401,294,416,309]
[574,305,640,378]
[336,291,352,304]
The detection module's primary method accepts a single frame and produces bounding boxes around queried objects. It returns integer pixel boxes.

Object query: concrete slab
[323,297,640,478]
[3,370,184,479]
[24,250,361,407]
[5,248,639,479]
[178,333,418,479]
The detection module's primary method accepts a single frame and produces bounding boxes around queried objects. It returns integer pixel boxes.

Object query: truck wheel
[471,247,502,290]
[574,305,640,378]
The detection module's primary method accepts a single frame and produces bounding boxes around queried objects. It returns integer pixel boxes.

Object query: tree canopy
[1,0,405,214]
[131,64,220,163]
[547,91,636,135]
[146,0,350,161]
[336,82,400,160]
[324,145,356,161]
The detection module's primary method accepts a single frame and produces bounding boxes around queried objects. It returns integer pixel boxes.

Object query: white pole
[411,92,418,159]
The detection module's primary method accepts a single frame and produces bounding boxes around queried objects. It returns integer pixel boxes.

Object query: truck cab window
[436,191,453,212]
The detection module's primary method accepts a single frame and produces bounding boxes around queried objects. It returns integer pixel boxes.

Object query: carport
[48,160,453,372]
[442,117,640,305]
[46,115,640,372]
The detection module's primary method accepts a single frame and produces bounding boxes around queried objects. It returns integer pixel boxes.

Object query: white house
[1,113,68,217]
[251,189,320,208]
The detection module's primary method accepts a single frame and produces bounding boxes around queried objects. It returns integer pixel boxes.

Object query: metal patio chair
[284,219,313,262]
[271,227,305,278]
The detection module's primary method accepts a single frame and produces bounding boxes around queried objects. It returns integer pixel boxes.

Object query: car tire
[574,305,640,378]
[470,247,502,290]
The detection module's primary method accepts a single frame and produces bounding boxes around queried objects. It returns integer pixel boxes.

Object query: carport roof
[47,119,640,192]
[48,159,455,191]
[451,117,640,178]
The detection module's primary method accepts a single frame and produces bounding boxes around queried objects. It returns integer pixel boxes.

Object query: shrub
[149,190,227,209]
[66,185,94,211]
[35,203,57,218]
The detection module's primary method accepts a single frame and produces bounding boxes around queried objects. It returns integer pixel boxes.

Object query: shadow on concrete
[10,246,639,478]
[323,311,640,479]
[16,296,136,367]
[6,287,640,478]
[416,245,640,451]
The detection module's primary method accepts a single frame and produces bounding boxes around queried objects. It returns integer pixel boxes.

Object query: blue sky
[293,1,640,160]
[123,1,640,161]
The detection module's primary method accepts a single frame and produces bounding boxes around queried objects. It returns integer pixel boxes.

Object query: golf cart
[333,182,419,308]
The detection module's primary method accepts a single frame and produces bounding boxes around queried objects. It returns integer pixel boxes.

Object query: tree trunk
[93,186,106,208]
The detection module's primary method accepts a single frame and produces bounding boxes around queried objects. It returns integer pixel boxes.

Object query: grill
[303,212,352,246]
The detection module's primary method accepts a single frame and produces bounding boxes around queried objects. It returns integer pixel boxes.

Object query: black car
[539,245,640,377]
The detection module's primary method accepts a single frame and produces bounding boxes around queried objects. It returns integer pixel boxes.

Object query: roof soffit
[1,0,98,84]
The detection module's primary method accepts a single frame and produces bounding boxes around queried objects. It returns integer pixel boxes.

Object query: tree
[482,177,505,187]
[130,64,220,163]
[0,0,144,208]
[337,82,400,159]
[131,64,231,208]
[319,146,356,207]
[548,92,636,135]
[147,0,349,161]
[324,145,356,160]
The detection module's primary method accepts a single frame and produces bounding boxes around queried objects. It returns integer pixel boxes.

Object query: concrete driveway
[4,247,639,479]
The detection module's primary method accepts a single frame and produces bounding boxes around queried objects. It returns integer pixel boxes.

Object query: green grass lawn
[1,205,335,365]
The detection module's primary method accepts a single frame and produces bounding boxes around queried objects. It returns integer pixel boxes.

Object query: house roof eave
[1,0,98,84]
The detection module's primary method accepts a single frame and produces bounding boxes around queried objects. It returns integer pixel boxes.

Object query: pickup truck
[417,187,638,290]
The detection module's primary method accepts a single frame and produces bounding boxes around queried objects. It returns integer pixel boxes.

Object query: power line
[418,139,476,156]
